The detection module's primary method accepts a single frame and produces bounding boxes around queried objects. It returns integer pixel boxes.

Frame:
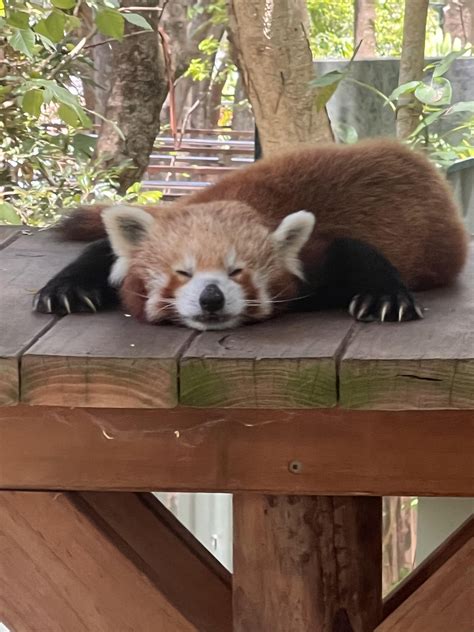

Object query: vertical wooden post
[233,495,382,632]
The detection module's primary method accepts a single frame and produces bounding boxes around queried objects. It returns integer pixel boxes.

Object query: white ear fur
[271,210,316,279]
[102,205,154,259]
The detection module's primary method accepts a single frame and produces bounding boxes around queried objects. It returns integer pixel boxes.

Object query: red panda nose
[199,284,225,313]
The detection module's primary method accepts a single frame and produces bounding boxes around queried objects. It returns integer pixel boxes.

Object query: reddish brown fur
[59,139,469,291]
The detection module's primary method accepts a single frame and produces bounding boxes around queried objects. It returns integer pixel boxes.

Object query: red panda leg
[34,238,118,315]
[298,238,424,323]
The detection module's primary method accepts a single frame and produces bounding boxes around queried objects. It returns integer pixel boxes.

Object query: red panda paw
[349,291,424,324]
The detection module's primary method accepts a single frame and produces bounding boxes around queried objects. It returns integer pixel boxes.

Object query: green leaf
[0,202,21,225]
[95,8,124,40]
[123,12,152,30]
[415,77,452,106]
[333,122,358,144]
[389,81,420,101]
[65,14,81,30]
[72,133,96,158]
[58,103,80,127]
[310,70,345,88]
[409,109,445,138]
[9,28,35,58]
[432,48,469,78]
[35,31,56,52]
[22,89,44,117]
[7,10,29,29]
[446,101,474,114]
[51,0,76,9]
[45,10,66,43]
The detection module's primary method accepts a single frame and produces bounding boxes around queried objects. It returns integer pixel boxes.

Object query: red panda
[34,139,469,330]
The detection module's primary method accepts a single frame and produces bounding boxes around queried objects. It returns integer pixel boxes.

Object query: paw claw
[46,297,52,313]
[348,295,359,318]
[61,295,72,315]
[380,301,390,322]
[398,304,406,322]
[414,305,424,319]
[81,295,97,313]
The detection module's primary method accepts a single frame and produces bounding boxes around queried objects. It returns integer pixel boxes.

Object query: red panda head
[103,201,315,330]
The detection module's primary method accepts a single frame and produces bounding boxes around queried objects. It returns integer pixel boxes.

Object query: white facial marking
[175,270,245,330]
[251,271,273,318]
[144,272,169,322]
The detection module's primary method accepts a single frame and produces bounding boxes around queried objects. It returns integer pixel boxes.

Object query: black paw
[348,291,424,323]
[33,278,103,316]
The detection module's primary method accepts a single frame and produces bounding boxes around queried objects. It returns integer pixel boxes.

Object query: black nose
[199,283,225,313]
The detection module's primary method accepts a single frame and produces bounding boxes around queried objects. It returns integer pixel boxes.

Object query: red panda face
[103,202,315,330]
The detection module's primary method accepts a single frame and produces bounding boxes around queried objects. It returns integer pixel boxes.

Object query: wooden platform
[1,226,473,631]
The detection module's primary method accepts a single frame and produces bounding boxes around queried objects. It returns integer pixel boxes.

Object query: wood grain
[0,225,22,249]
[376,536,473,632]
[383,515,473,619]
[77,492,232,632]
[22,314,194,407]
[233,494,382,632]
[340,244,474,409]
[0,230,83,405]
[0,491,198,631]
[1,406,472,495]
[180,313,353,407]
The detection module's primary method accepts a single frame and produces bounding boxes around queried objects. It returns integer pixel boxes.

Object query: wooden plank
[376,537,473,632]
[180,313,353,408]
[0,230,84,406]
[1,406,472,494]
[79,492,231,632]
[0,225,23,249]
[340,245,474,409]
[383,516,473,619]
[233,494,382,632]
[22,313,194,408]
[147,165,235,175]
[0,491,197,631]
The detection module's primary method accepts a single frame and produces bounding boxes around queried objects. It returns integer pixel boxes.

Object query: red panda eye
[229,268,243,277]
[176,270,193,278]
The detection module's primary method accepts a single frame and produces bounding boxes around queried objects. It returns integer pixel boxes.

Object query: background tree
[95,0,168,193]
[396,0,429,138]
[228,0,333,155]
[354,0,377,56]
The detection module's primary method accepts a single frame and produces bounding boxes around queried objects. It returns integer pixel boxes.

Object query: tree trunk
[232,73,253,131]
[228,0,333,155]
[442,0,473,47]
[396,0,429,139]
[95,0,168,193]
[354,0,377,57]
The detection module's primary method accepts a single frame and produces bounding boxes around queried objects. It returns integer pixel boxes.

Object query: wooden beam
[0,491,224,631]
[340,246,474,409]
[383,515,474,619]
[376,534,473,632]
[76,492,232,632]
[180,313,353,408]
[1,406,472,495]
[233,494,382,632]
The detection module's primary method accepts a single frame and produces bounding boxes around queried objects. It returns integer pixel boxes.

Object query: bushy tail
[56,204,111,241]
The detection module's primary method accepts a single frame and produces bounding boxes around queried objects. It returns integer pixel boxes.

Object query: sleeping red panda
[34,139,469,330]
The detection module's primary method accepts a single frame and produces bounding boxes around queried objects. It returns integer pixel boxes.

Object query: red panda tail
[56,204,110,241]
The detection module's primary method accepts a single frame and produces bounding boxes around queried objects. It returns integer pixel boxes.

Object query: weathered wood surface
[383,515,473,620]
[1,406,472,495]
[376,534,473,632]
[180,314,353,408]
[0,229,83,405]
[233,494,382,632]
[0,491,222,632]
[340,250,474,409]
[0,230,473,409]
[22,313,194,408]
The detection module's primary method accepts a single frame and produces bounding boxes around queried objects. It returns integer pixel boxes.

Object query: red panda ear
[102,205,154,259]
[271,210,315,279]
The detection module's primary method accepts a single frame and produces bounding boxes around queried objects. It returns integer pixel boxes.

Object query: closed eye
[175,269,193,278]
[229,268,243,277]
